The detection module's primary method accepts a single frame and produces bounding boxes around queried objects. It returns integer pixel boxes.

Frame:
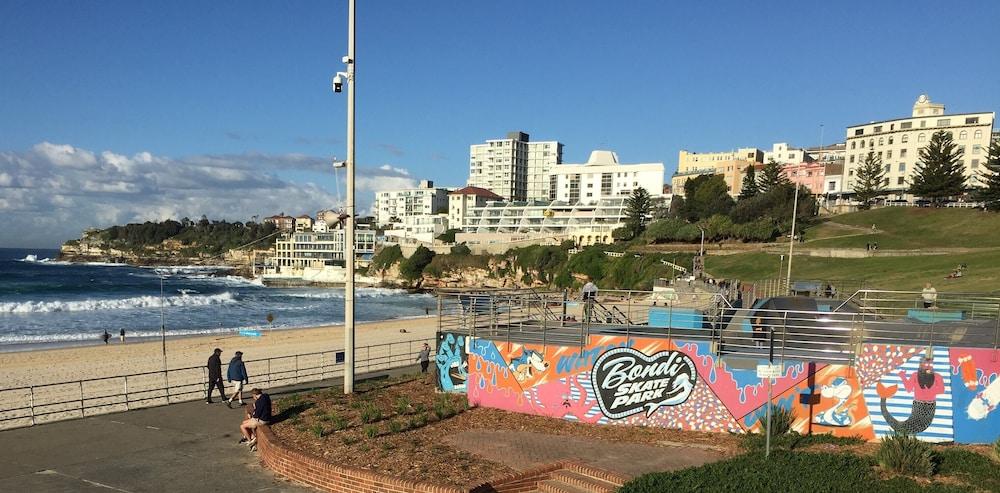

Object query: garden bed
[268,373,742,489]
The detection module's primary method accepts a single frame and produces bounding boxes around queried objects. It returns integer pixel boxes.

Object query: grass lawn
[705,249,1000,292]
[619,447,999,493]
[804,208,1000,250]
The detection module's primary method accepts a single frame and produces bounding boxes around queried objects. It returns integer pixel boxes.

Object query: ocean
[0,248,435,352]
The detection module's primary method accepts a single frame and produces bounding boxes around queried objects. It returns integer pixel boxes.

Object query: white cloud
[0,142,414,247]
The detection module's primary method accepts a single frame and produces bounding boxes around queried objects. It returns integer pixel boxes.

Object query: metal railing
[0,337,432,431]
[437,288,1000,364]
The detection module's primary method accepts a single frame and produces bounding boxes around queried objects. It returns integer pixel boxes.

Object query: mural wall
[436,332,469,393]
[461,333,1000,444]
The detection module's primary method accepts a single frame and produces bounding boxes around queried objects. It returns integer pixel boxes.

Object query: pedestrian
[752,317,767,348]
[239,388,272,450]
[206,348,226,404]
[417,343,431,373]
[581,280,598,300]
[119,328,126,344]
[102,330,110,345]
[226,351,249,408]
[921,282,938,309]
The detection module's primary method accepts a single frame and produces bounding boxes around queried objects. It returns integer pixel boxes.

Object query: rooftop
[449,186,504,200]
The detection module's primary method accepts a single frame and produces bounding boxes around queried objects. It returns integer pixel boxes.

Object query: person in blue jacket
[226,351,249,408]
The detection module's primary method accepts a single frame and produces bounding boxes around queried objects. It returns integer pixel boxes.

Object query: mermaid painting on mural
[877,357,944,434]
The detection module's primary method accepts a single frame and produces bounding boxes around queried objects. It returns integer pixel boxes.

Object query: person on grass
[226,351,249,408]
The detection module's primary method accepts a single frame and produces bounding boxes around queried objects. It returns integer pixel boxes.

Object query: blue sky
[2,0,999,247]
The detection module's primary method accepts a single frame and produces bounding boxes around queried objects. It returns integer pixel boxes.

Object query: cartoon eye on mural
[875,357,945,435]
[813,377,855,427]
[508,348,549,381]
[436,332,468,392]
[590,347,697,419]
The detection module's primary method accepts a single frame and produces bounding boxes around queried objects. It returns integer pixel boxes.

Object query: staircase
[532,463,624,493]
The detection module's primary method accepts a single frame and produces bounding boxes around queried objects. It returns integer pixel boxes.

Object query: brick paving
[445,430,723,478]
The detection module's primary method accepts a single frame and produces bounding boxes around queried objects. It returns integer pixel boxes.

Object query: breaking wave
[0,292,239,314]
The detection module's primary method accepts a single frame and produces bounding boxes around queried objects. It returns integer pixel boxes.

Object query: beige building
[673,147,763,197]
[843,94,996,199]
[763,143,814,165]
[294,215,314,232]
[467,131,563,201]
[447,186,504,234]
[547,150,665,203]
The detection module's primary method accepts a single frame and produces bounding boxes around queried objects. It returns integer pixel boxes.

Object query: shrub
[328,412,347,431]
[395,396,411,415]
[399,246,435,280]
[767,405,794,436]
[387,419,403,434]
[369,244,403,272]
[360,404,382,424]
[450,243,471,255]
[876,433,935,477]
[310,424,325,438]
[363,424,378,439]
[408,413,427,429]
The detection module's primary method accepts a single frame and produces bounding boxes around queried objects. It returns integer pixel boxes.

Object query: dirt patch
[269,374,742,489]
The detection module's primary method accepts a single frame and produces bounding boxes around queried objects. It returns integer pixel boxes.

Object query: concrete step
[550,470,619,493]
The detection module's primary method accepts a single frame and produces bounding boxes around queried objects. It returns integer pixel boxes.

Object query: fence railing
[0,337,433,431]
[436,288,1000,364]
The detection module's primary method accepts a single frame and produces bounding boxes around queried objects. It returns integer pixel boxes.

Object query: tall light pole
[334,0,357,395]
[158,271,169,400]
[786,183,800,293]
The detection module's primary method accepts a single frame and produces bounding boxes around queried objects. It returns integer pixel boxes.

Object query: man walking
[119,328,126,344]
[240,388,272,450]
[102,330,110,345]
[417,343,431,373]
[226,351,249,408]
[206,348,226,404]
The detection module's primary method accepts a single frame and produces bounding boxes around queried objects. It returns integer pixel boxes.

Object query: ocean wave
[142,265,232,275]
[0,292,239,314]
[17,255,72,265]
[0,326,246,344]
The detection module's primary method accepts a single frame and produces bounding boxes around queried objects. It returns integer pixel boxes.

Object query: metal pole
[786,185,800,293]
[765,327,774,458]
[29,386,35,426]
[160,274,168,402]
[343,0,357,395]
[123,376,129,411]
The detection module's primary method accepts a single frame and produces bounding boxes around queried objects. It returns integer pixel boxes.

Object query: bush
[387,419,403,434]
[363,424,378,439]
[369,244,403,272]
[449,243,471,255]
[328,412,347,431]
[768,405,794,436]
[399,246,435,280]
[310,423,325,438]
[876,433,935,477]
[436,228,460,243]
[395,396,411,415]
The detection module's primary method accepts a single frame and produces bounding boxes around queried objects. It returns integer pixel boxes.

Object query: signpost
[762,328,776,458]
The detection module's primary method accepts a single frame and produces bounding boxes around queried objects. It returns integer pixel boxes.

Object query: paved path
[445,430,723,478]
[0,381,346,492]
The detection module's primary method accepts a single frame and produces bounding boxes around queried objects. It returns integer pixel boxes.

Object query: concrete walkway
[0,380,348,492]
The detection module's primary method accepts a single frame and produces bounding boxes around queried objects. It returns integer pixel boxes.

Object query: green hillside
[706,207,1000,292]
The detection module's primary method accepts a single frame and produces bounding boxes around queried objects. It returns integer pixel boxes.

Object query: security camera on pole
[331,0,356,394]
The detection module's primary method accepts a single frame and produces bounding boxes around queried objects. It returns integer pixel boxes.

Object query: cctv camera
[332,160,346,169]
[342,56,352,64]
[333,74,343,93]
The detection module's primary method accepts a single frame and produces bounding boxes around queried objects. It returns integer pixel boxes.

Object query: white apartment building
[548,150,665,204]
[272,227,376,269]
[763,143,814,165]
[842,95,995,198]
[467,131,563,201]
[383,214,450,245]
[373,180,450,227]
[456,197,631,248]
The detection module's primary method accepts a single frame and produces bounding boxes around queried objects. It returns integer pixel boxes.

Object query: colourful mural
[461,332,1000,444]
[435,332,469,393]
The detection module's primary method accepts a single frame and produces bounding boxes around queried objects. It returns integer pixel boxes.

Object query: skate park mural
[462,334,1000,444]
[435,332,469,392]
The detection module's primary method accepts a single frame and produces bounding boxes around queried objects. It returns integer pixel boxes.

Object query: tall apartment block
[467,131,563,201]
[842,95,995,198]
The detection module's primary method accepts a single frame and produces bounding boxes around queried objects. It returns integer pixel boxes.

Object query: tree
[449,243,471,255]
[678,174,734,222]
[738,164,759,200]
[399,246,435,281]
[854,151,887,209]
[622,187,653,239]
[758,159,789,194]
[975,141,1000,211]
[909,130,966,205]
[436,228,460,243]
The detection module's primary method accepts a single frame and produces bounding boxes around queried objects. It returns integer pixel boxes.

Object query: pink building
[782,162,826,195]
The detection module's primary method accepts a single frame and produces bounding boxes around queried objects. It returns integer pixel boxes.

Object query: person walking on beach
[239,388,272,450]
[206,348,226,404]
[102,330,110,345]
[417,343,431,373]
[922,282,938,309]
[226,351,249,408]
[119,328,126,344]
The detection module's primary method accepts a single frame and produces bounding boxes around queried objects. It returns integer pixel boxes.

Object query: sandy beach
[0,317,439,428]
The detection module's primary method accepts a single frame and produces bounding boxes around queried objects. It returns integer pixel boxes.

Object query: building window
[900,149,908,158]
[901,135,909,143]
[851,141,856,149]
[898,163,906,172]
[972,159,980,169]
[884,164,891,174]
[975,130,983,139]
[859,140,865,148]
[966,117,979,124]
[869,139,875,148]
[874,125,882,133]
[918,134,926,143]
[920,120,927,128]
[973,145,982,155]
[848,170,854,177]
[886,150,892,159]
[828,181,836,191]
[888,136,894,145]
[879,138,884,146]
[959,131,968,139]
[897,177,905,185]
[901,122,912,129]
[878,151,883,159]
[849,155,855,163]
[884,177,890,186]
[854,129,864,136]
[937,119,951,126]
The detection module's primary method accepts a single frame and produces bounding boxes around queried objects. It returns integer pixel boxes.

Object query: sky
[2,0,999,248]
